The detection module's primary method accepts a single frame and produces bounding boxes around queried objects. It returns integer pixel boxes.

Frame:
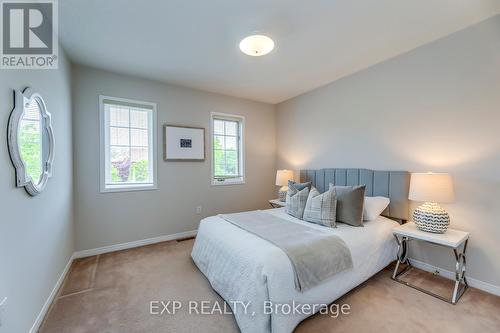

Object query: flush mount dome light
[239,35,274,56]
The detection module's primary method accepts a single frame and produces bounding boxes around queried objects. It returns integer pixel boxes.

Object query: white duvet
[191,208,398,333]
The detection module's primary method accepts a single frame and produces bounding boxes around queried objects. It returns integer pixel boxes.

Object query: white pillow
[363,196,390,221]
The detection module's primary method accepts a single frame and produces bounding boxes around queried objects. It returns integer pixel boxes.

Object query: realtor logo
[1,0,58,69]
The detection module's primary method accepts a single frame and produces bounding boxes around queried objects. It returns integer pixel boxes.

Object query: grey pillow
[286,184,310,219]
[329,184,366,227]
[303,186,337,228]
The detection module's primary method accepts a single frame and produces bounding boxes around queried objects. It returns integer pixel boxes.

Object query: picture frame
[163,124,205,161]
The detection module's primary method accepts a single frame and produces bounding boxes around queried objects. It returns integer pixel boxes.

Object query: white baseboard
[30,230,197,332]
[409,258,500,296]
[29,253,74,333]
[73,230,198,259]
[29,233,497,333]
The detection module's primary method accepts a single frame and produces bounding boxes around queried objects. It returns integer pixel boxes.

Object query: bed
[191,168,410,333]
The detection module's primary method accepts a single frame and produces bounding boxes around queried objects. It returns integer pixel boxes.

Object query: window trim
[210,112,245,186]
[99,95,158,193]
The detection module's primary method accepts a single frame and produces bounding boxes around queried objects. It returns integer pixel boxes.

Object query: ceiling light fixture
[239,35,274,57]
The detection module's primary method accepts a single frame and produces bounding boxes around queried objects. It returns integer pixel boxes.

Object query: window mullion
[236,122,240,177]
[223,120,227,174]
[213,118,218,179]
[147,110,152,183]
[128,108,132,182]
[225,148,229,176]
[106,106,112,184]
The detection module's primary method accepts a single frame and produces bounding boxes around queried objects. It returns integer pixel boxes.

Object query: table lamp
[276,170,294,202]
[409,172,454,233]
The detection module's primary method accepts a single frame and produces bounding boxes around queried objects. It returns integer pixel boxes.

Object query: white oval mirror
[8,88,55,196]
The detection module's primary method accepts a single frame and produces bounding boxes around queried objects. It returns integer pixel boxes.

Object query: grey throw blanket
[219,211,353,292]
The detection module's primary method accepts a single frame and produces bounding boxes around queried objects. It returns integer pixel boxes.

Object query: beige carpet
[39,239,500,333]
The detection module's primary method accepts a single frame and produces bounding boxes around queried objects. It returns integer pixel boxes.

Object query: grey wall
[276,16,500,287]
[0,50,74,332]
[72,65,276,251]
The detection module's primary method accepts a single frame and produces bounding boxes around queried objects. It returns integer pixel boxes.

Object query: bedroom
[1,0,499,332]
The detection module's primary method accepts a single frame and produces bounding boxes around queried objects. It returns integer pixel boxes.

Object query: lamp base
[413,202,450,233]
[278,186,288,202]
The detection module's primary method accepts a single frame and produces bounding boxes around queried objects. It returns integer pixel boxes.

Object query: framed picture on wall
[163,125,205,161]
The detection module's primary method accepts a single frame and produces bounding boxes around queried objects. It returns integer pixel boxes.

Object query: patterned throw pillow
[285,181,311,219]
[303,187,337,228]
[287,180,311,191]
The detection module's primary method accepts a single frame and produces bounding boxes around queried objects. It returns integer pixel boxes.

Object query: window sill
[100,183,158,193]
[211,179,245,186]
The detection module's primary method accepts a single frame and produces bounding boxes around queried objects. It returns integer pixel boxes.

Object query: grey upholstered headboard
[300,168,410,221]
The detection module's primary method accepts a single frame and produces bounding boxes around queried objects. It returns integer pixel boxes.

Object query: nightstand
[392,222,469,304]
[269,199,286,208]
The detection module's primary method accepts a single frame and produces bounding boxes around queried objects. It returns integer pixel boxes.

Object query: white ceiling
[59,0,500,104]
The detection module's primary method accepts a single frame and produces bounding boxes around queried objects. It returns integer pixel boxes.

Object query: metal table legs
[451,239,468,304]
[391,235,468,304]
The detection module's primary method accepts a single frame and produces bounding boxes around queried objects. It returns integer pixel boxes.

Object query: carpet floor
[39,239,500,333]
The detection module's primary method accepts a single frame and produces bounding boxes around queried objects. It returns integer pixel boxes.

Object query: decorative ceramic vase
[413,202,450,233]
[278,188,287,202]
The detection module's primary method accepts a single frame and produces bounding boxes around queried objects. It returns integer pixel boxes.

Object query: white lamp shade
[409,173,454,203]
[275,170,293,186]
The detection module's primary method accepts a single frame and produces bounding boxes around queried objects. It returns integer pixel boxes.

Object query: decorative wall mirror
[8,88,55,196]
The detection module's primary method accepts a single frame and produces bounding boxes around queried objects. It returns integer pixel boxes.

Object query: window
[211,112,244,185]
[99,96,157,192]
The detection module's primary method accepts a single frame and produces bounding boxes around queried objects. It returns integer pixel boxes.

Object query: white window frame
[99,95,158,193]
[210,112,245,186]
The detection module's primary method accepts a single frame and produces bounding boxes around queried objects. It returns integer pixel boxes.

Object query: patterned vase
[278,189,287,202]
[413,202,450,233]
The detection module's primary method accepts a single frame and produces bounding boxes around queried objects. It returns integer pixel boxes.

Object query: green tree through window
[19,122,42,183]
